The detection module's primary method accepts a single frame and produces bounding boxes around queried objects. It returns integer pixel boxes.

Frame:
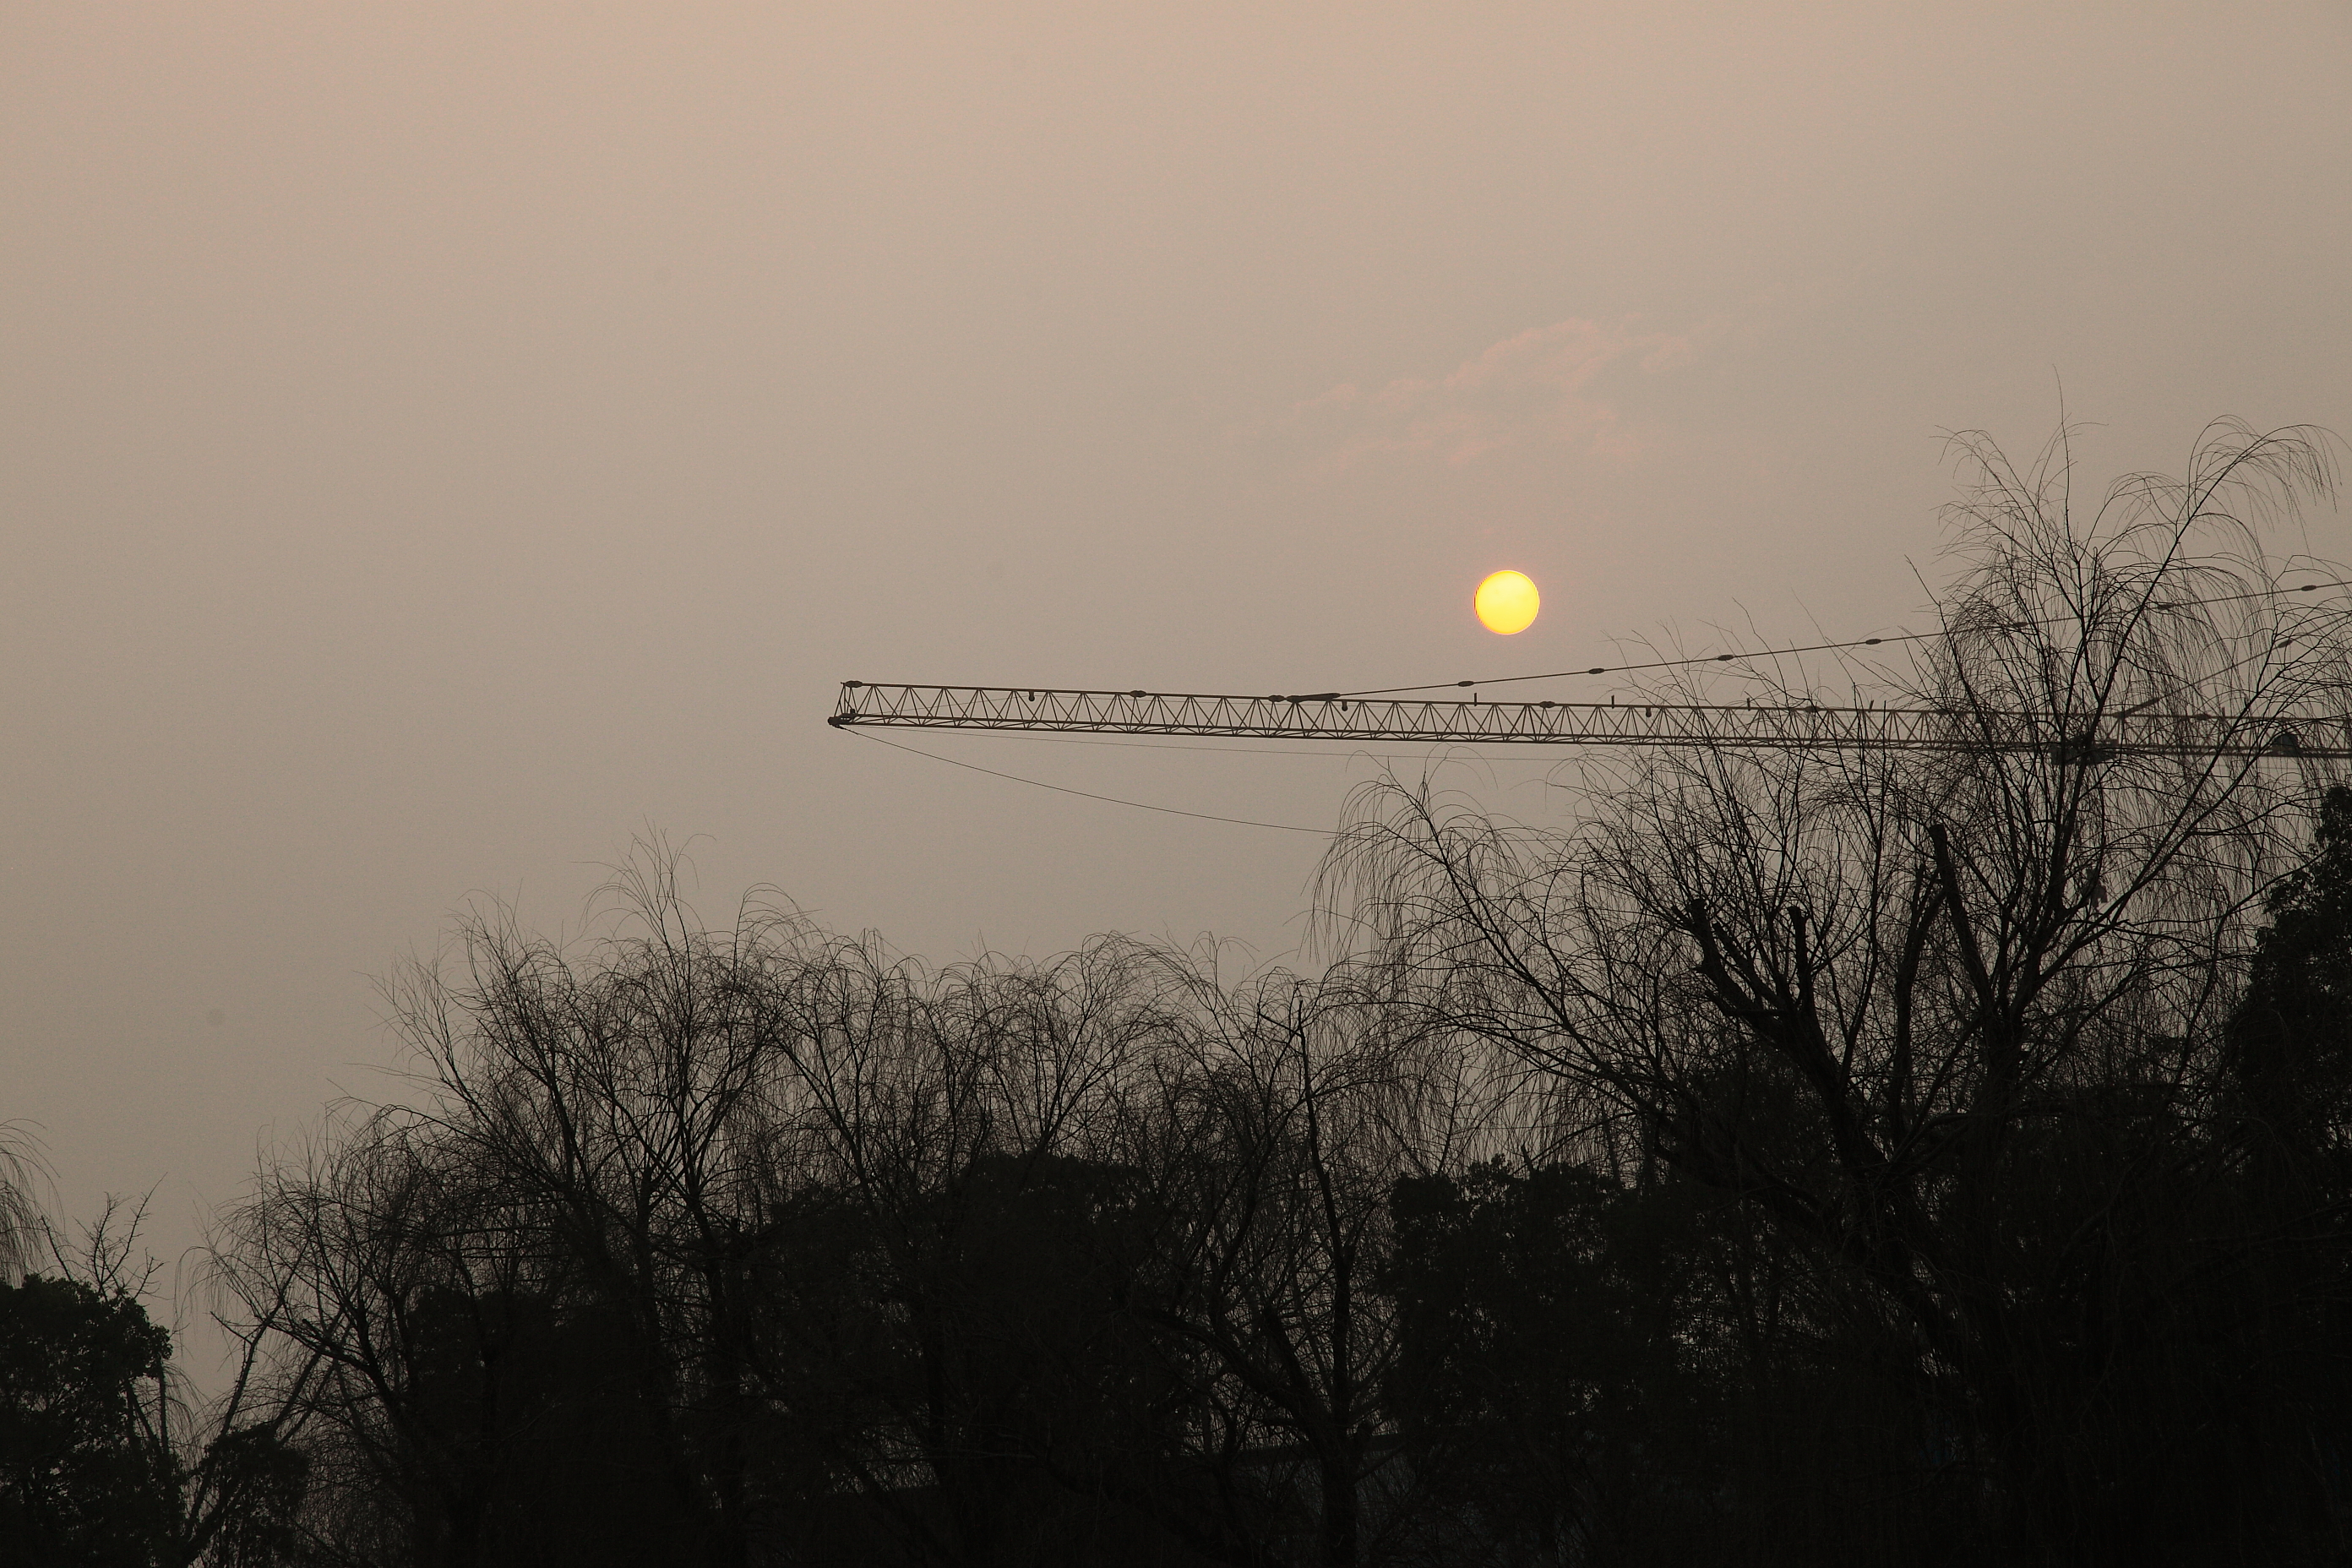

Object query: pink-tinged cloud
[1263,318,1698,476]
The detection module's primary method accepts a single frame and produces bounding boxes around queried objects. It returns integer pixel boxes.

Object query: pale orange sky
[5,3,2349,1345]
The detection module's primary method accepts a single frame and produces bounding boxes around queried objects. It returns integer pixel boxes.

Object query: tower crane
[828,682,2352,760]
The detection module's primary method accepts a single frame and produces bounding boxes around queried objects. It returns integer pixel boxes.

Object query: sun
[1474,569,1540,634]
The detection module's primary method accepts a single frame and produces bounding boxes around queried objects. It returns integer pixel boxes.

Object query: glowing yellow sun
[1474,569,1540,634]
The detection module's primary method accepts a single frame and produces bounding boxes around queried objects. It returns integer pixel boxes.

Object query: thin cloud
[1259,318,1701,476]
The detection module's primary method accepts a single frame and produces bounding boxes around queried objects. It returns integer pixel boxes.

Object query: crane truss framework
[830,683,2352,760]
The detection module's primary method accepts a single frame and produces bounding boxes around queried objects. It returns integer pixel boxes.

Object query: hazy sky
[6,3,2350,1313]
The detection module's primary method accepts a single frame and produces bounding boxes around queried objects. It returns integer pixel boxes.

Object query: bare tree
[378,855,822,1567]
[0,1120,49,1283]
[1321,422,2351,1555]
[754,930,1199,1565]
[219,1102,576,1566]
[232,853,1223,1566]
[1105,959,1511,1568]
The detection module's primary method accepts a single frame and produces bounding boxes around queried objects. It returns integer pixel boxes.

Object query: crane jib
[828,683,2352,760]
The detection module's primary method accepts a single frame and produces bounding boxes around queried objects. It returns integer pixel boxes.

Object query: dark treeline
[10,421,2352,1565]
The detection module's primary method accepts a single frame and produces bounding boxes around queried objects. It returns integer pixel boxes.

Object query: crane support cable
[830,683,2352,759]
[845,729,1328,834]
[1331,579,2352,699]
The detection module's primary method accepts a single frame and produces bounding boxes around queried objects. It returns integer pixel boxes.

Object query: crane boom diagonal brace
[830,683,2352,759]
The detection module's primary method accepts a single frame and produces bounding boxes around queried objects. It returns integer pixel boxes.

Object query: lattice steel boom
[830,683,2352,759]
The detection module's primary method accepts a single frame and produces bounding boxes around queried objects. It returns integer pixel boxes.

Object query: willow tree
[0,1124,43,1285]
[1322,422,2351,1560]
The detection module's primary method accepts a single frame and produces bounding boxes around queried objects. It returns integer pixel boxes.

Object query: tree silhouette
[0,1272,178,1566]
[1320,422,2352,1560]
